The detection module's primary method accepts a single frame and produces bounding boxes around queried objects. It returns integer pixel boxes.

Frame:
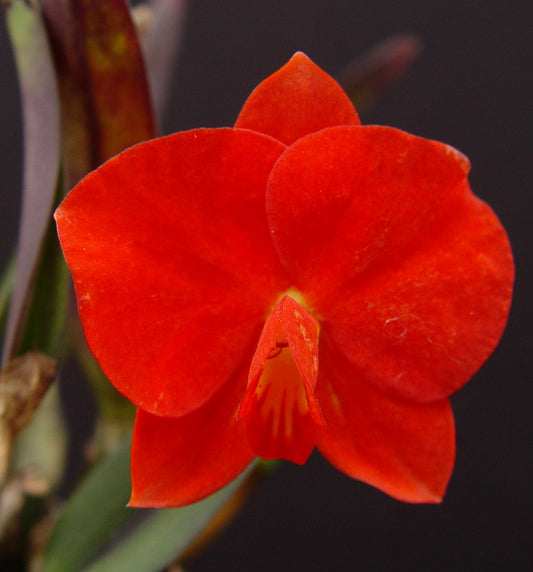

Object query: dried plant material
[0,352,57,482]
[0,474,26,541]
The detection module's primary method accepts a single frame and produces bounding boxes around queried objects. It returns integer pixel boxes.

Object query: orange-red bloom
[55,53,514,507]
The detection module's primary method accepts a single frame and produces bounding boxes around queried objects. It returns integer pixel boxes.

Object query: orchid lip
[238,294,324,464]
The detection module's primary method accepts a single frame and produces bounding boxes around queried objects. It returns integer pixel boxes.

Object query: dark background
[1,1,531,570]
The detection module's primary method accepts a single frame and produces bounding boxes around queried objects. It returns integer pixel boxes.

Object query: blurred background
[0,1,531,570]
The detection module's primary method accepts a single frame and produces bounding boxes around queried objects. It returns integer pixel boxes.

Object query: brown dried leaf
[0,352,57,481]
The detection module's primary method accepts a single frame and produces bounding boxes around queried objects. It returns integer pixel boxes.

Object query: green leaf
[0,256,16,339]
[41,441,134,572]
[42,437,255,572]
[83,467,255,572]
[3,0,62,363]
[15,199,71,358]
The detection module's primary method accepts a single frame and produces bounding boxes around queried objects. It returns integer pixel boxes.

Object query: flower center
[238,295,324,464]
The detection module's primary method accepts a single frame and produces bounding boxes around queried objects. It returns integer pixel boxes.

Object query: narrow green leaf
[0,256,16,339]
[41,441,134,572]
[83,466,255,572]
[15,195,71,358]
[42,436,255,572]
[2,0,61,363]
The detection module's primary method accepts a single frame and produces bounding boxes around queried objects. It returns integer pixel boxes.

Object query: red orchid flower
[55,53,514,507]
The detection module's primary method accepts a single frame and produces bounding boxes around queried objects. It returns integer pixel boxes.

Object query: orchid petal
[130,365,254,508]
[234,52,360,145]
[55,128,289,417]
[316,337,455,503]
[267,125,513,402]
